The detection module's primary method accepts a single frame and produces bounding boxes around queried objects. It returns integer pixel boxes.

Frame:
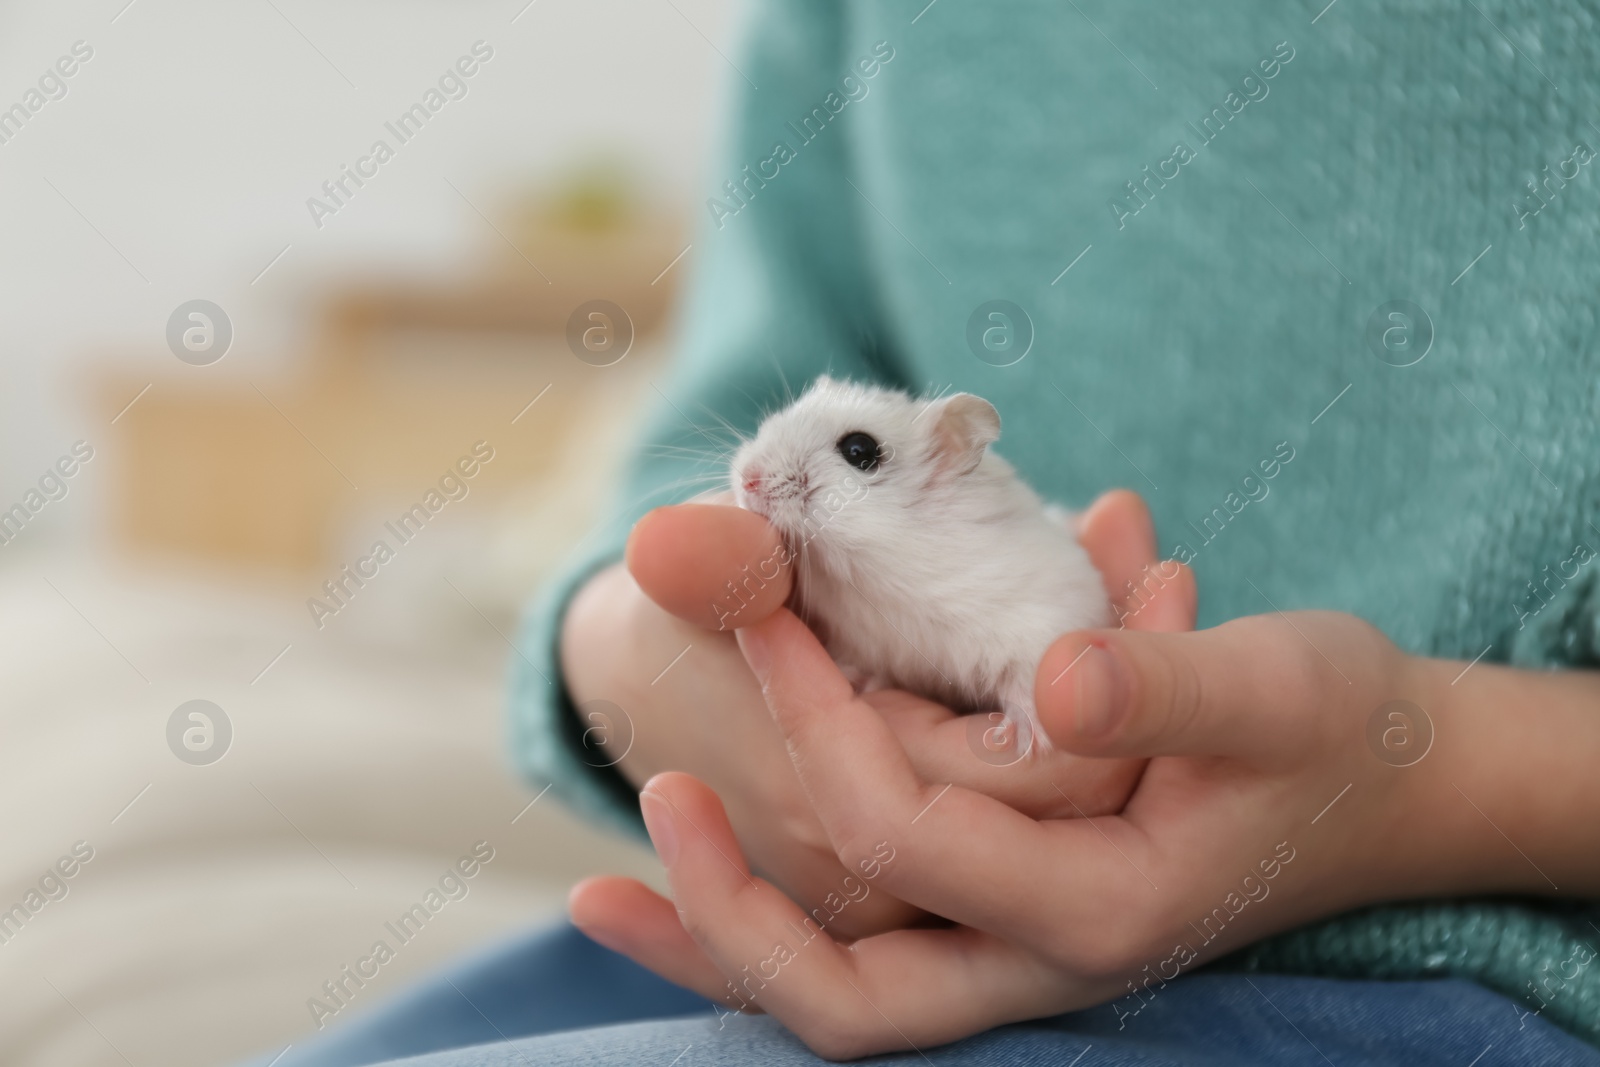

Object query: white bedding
[0,551,658,1067]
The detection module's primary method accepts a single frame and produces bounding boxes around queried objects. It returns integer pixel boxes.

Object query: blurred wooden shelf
[95,371,598,571]
[93,220,680,570]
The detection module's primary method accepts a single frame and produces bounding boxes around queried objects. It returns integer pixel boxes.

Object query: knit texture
[510,0,1600,1045]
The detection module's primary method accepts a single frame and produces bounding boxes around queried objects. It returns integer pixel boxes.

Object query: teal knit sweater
[511,0,1600,1045]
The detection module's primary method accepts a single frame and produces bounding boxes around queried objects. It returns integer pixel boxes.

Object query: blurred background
[0,0,737,1063]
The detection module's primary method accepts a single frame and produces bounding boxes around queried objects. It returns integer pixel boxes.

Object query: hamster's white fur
[731,377,1109,752]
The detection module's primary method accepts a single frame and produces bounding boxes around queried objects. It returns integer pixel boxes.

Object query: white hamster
[730,376,1109,752]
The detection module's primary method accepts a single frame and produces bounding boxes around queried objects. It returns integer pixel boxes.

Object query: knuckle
[773,800,832,854]
[1272,638,1328,723]
[674,904,717,948]
[827,795,922,880]
[1332,614,1393,666]
[1136,639,1203,743]
[1222,612,1321,689]
[1165,649,1205,742]
[783,713,836,766]
[1329,611,1381,641]
[834,827,897,885]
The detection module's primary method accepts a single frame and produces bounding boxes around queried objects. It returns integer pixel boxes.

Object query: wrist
[1400,655,1600,898]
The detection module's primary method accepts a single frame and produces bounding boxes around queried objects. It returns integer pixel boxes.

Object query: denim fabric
[246,922,1599,1067]
[245,923,712,1067]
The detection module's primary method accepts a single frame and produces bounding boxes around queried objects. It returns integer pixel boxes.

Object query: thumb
[1033,620,1317,764]
[626,502,793,631]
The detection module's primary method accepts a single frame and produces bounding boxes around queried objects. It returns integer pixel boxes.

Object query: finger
[870,691,1145,820]
[1115,560,1199,633]
[568,564,923,939]
[1077,489,1158,605]
[1034,617,1322,764]
[568,876,741,1006]
[626,503,792,631]
[1075,491,1198,632]
[639,773,1081,1060]
[751,838,926,941]
[737,611,1145,938]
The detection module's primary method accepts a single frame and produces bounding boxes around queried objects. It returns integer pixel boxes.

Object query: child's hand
[562,490,1192,940]
[562,528,917,938]
[570,602,1590,1059]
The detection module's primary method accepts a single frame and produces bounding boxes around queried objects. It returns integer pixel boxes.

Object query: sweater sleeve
[506,0,913,837]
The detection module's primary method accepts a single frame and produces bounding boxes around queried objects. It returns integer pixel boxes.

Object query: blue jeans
[251,923,1598,1066]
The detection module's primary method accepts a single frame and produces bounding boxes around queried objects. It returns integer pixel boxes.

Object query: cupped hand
[563,490,1192,941]
[573,604,1464,1059]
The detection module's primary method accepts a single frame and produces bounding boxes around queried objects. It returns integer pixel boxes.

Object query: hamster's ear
[927,394,1000,477]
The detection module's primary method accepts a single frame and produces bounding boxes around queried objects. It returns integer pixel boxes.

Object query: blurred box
[95,164,684,571]
[97,364,593,571]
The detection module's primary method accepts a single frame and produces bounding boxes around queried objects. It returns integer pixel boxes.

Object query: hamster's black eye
[836,431,881,472]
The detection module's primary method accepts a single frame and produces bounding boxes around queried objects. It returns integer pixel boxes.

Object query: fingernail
[639,790,679,866]
[737,626,771,683]
[1074,644,1125,739]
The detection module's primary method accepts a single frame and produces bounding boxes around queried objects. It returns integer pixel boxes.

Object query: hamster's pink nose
[741,468,764,494]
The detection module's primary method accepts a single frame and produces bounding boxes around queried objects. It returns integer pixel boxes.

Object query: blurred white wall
[0,0,739,534]
[0,6,741,1062]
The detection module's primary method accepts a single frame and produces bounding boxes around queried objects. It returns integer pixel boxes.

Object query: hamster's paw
[837,663,890,695]
[999,679,1053,756]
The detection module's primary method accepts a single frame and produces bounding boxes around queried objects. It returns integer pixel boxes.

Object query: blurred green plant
[542,158,639,233]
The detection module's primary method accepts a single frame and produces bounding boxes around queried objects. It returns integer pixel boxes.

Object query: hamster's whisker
[731,381,774,425]
[642,443,734,463]
[654,393,741,455]
[650,472,731,495]
[766,348,795,408]
[634,471,735,507]
[690,402,751,451]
